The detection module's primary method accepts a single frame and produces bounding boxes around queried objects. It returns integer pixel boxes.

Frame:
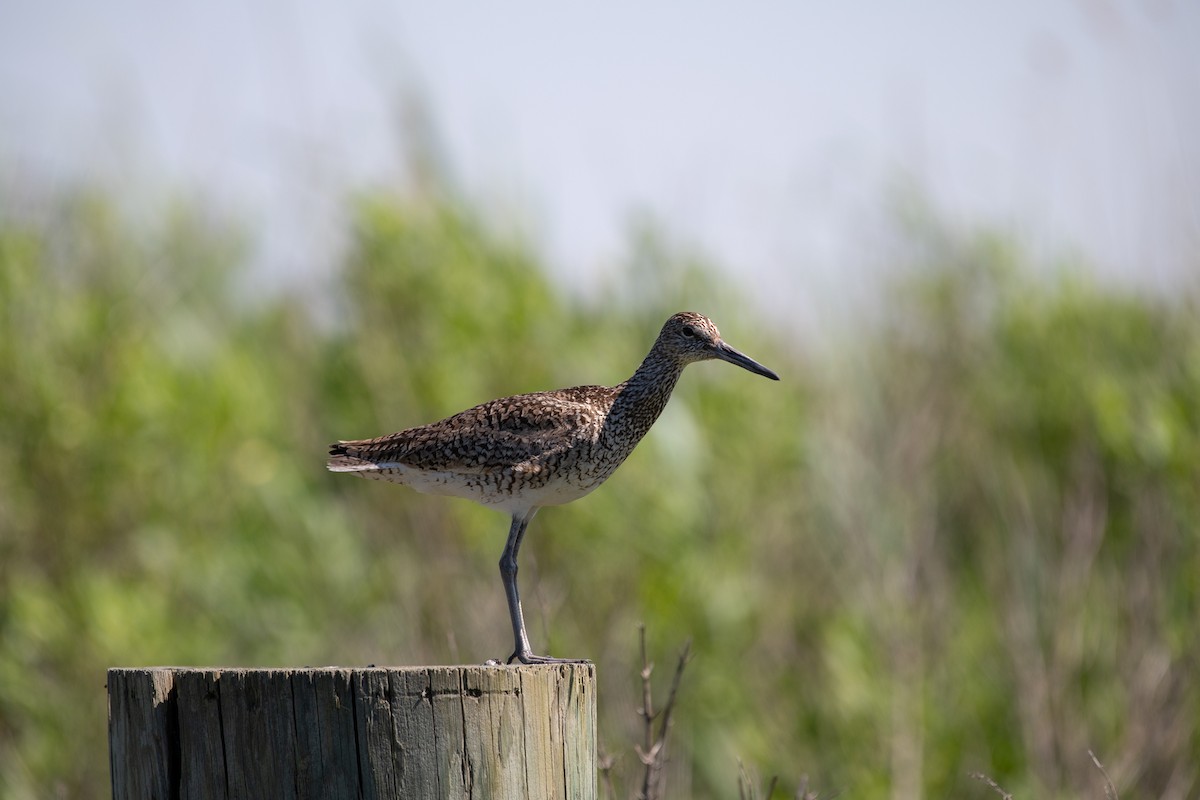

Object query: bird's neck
[607,347,685,443]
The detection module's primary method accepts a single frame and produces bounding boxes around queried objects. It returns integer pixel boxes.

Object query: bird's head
[658,312,780,380]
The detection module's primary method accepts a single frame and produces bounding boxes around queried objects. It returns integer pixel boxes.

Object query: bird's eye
[682,326,697,339]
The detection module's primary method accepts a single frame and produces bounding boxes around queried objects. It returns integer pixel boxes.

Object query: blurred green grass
[0,183,1197,799]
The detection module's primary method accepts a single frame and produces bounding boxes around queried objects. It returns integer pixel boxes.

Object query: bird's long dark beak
[712,340,780,380]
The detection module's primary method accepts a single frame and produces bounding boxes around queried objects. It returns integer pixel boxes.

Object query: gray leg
[499,508,582,664]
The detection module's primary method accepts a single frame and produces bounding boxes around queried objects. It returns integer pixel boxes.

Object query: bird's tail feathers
[327,442,377,472]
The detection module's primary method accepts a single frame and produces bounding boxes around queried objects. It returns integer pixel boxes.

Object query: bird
[327,311,780,664]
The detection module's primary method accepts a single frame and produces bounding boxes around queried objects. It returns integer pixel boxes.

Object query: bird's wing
[329,386,615,474]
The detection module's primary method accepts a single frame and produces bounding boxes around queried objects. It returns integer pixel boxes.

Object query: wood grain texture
[108,664,596,800]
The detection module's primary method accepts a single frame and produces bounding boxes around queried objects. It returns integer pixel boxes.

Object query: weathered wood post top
[108,663,596,800]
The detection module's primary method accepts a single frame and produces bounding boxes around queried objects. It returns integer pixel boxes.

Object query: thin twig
[654,638,691,758]
[1088,750,1119,800]
[736,760,780,800]
[636,624,657,799]
[738,759,752,800]
[968,771,1014,800]
[598,750,617,800]
[634,625,691,800]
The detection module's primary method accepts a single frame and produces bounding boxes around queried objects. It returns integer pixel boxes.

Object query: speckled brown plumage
[327,311,779,664]
[328,384,621,511]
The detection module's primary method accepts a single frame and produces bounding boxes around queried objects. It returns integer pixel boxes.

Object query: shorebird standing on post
[328,311,780,664]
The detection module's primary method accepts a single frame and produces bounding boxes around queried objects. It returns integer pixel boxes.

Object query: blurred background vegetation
[1,169,1198,800]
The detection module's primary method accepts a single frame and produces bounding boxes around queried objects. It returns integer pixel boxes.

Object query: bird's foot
[506,649,590,665]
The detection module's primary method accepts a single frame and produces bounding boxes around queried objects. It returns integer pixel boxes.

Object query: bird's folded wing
[330,390,607,474]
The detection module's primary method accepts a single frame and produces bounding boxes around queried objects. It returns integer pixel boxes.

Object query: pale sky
[2,0,1197,329]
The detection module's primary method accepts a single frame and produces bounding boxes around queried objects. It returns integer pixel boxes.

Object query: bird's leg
[499,509,583,665]
[499,511,535,661]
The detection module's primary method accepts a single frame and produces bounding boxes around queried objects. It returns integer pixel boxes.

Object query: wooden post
[108,664,596,800]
